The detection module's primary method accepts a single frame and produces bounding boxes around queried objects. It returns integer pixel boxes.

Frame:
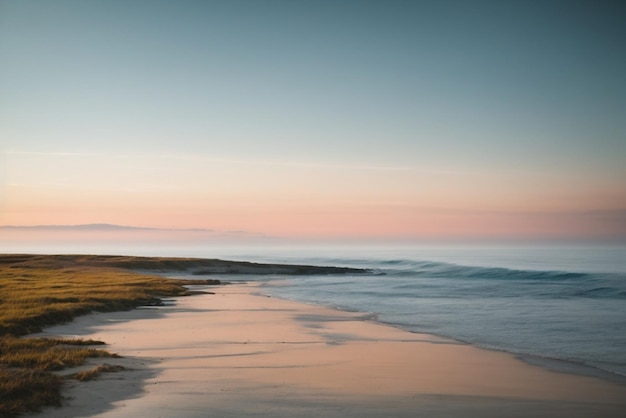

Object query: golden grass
[0,265,217,336]
[0,255,221,417]
[0,254,218,271]
[70,364,127,382]
[0,253,366,275]
[0,336,118,371]
[0,367,63,417]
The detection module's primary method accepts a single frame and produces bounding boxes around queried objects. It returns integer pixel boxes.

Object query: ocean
[208,245,626,380]
[5,242,626,379]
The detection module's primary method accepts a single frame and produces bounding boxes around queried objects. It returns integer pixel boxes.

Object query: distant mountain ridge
[0,223,214,232]
[0,223,274,240]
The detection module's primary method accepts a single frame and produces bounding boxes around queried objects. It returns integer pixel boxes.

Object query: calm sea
[212,245,626,379]
[6,242,626,378]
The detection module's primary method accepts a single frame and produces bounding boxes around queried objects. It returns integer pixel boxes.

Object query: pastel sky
[1,0,625,242]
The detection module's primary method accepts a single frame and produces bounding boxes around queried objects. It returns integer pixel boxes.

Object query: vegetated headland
[0,254,366,417]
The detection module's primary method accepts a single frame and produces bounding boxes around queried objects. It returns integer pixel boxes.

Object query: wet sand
[33,283,626,417]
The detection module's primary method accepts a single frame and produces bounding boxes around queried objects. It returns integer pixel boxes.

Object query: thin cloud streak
[145,153,499,177]
[3,150,102,158]
[4,150,572,178]
[157,153,419,173]
[4,150,416,172]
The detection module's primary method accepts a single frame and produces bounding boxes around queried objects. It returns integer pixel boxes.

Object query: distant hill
[0,223,274,241]
[0,223,211,232]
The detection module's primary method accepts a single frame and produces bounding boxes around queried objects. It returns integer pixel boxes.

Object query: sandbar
[33,282,626,417]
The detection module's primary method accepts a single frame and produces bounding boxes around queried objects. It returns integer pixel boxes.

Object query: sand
[32,282,626,418]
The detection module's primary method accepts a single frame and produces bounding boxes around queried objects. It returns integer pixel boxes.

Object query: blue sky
[1,0,625,241]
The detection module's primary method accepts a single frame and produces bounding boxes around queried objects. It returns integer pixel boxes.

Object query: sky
[1,0,625,243]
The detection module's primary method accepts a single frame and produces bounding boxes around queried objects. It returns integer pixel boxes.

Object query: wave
[255,249,626,380]
[275,255,626,300]
[356,259,626,300]
[380,259,596,280]
[380,259,586,280]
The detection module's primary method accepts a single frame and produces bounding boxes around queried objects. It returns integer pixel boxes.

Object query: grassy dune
[0,254,366,275]
[0,254,222,417]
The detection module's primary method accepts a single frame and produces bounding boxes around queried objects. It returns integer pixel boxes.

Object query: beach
[32,281,626,418]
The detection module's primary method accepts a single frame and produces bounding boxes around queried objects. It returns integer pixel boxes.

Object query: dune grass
[0,336,116,417]
[69,364,127,382]
[0,255,221,417]
[0,367,63,417]
[0,265,206,336]
[0,336,117,371]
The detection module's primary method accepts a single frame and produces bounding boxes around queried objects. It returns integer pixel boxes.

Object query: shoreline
[286,297,626,386]
[31,282,626,417]
[254,279,626,386]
